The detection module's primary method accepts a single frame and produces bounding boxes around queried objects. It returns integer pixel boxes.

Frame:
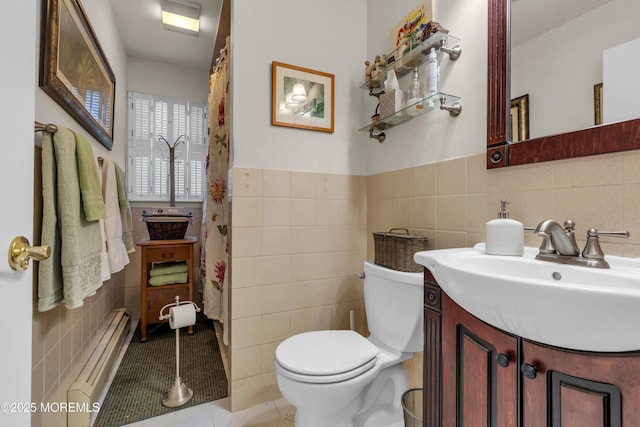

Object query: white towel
[101,158,130,274]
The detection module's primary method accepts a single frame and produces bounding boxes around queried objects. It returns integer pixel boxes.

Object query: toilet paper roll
[169,304,196,329]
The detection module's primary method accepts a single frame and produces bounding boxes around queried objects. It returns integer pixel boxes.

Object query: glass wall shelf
[360,31,461,91]
[359,92,461,133]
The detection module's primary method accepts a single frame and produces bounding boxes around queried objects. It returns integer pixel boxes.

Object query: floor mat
[93,318,228,426]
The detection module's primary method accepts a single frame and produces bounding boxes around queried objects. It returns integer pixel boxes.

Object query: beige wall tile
[290,171,316,198]
[436,231,468,249]
[233,167,263,197]
[232,227,263,257]
[262,198,290,226]
[555,186,623,233]
[391,168,413,198]
[392,198,412,226]
[436,158,466,195]
[230,376,263,412]
[410,196,436,229]
[233,198,262,227]
[503,162,555,192]
[232,287,263,319]
[232,257,262,288]
[263,227,291,256]
[623,151,640,184]
[262,283,291,314]
[262,255,290,285]
[290,199,316,226]
[231,316,262,349]
[289,253,317,282]
[289,281,317,310]
[231,346,262,380]
[290,226,316,254]
[436,195,466,232]
[262,312,290,343]
[368,171,393,200]
[467,154,504,194]
[554,154,622,188]
[412,163,436,197]
[263,169,290,198]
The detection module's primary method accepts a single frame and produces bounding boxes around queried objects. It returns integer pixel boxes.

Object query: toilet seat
[275,330,379,384]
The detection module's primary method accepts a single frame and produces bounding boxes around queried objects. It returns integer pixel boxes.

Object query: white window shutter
[127,91,208,202]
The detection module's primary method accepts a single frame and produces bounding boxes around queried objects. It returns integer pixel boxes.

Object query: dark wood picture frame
[40,0,116,150]
[271,61,334,133]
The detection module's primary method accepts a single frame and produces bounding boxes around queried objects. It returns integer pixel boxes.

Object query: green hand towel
[148,272,189,286]
[73,131,106,221]
[150,261,189,277]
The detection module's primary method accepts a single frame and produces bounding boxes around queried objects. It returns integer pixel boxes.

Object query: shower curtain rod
[35,121,58,133]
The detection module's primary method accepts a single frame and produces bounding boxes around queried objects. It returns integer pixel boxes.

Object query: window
[127,91,207,202]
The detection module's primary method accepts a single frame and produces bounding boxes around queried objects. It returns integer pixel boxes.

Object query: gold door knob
[8,236,51,271]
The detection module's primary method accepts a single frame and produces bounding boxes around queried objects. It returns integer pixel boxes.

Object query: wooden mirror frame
[486,0,640,169]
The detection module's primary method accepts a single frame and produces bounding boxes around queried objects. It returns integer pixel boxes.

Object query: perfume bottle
[407,67,424,116]
[425,48,439,106]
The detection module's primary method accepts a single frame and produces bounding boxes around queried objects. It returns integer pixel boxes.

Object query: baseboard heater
[68,308,130,427]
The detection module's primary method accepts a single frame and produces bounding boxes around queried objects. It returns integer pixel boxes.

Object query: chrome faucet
[534,220,580,256]
[533,219,629,268]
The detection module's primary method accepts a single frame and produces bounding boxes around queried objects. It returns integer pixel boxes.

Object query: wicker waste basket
[143,214,191,240]
[401,388,423,427]
[373,228,428,272]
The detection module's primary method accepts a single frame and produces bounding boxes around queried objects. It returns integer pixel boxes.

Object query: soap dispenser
[485,200,524,256]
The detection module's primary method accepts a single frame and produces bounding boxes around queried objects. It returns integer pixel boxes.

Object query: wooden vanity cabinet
[521,340,640,426]
[137,237,196,342]
[440,290,518,427]
[424,269,640,427]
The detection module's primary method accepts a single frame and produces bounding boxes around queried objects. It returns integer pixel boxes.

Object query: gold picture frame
[510,94,529,142]
[594,82,603,125]
[271,62,334,133]
[40,0,116,150]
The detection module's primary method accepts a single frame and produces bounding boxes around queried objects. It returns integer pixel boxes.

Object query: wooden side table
[137,237,197,342]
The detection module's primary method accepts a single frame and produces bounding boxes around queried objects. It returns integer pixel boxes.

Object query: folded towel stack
[148,261,189,286]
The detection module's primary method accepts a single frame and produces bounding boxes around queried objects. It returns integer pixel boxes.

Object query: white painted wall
[511,0,640,139]
[231,0,369,175]
[365,0,488,175]
[603,37,640,124]
[127,57,210,103]
[35,0,129,164]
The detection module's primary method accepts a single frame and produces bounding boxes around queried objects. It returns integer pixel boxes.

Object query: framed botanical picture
[271,61,334,133]
[40,0,116,150]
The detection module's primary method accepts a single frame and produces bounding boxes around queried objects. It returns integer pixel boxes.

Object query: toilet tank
[364,261,424,352]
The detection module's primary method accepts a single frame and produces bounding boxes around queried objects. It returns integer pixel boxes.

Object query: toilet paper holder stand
[158,296,201,408]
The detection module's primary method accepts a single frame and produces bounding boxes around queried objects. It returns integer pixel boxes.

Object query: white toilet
[275,260,424,427]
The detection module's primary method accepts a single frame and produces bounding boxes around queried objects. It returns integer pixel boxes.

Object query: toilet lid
[275,330,379,376]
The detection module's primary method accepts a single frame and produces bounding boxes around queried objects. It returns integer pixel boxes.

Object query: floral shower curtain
[201,39,230,345]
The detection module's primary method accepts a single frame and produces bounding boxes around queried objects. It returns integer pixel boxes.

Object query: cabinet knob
[496,353,510,368]
[521,363,538,379]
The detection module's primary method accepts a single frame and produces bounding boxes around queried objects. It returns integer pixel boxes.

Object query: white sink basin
[414,243,640,352]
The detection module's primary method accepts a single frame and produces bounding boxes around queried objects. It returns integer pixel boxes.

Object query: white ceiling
[511,0,611,48]
[108,0,223,71]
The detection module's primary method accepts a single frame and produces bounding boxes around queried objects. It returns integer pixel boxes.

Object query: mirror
[487,0,640,168]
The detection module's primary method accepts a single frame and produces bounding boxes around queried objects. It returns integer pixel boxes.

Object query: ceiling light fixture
[161,0,201,36]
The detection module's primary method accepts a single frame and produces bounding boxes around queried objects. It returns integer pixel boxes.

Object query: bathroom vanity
[422,267,640,426]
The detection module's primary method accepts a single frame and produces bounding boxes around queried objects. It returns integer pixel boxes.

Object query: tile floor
[120,397,295,427]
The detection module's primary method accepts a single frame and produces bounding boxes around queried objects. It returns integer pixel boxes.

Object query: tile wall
[229,168,368,411]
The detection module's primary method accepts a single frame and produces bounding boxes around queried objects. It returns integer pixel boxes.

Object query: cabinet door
[522,340,640,427]
[442,293,518,427]
[147,285,190,324]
